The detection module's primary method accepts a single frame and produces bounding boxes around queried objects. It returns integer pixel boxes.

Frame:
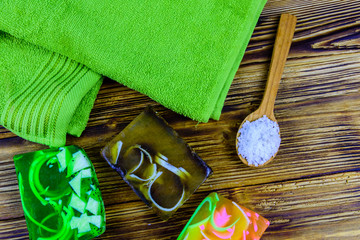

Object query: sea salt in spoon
[236,13,297,167]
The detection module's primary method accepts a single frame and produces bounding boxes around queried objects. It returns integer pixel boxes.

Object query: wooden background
[1,0,360,239]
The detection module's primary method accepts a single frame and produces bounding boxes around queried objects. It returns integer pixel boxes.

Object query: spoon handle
[260,13,297,117]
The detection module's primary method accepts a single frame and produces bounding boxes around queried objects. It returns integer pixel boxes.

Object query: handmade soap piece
[178,192,270,240]
[101,108,212,220]
[14,145,106,240]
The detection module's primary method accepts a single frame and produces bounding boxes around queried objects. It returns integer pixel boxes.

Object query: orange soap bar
[178,192,270,240]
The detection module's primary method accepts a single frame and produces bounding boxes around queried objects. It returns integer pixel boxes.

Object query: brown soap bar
[101,108,212,220]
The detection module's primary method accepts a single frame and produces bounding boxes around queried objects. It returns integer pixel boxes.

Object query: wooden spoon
[236,13,297,167]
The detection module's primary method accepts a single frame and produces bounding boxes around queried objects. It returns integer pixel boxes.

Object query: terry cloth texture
[0,32,103,147]
[0,0,267,146]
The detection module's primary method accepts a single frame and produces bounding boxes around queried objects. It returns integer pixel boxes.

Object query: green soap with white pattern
[14,145,106,239]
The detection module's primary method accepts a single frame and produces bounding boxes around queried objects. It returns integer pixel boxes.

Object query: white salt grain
[237,115,281,167]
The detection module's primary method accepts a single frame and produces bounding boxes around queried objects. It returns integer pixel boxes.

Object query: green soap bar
[14,145,106,240]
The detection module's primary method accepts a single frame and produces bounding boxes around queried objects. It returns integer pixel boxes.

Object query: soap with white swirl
[101,107,212,220]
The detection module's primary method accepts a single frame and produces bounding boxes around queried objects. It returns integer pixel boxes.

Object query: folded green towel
[0,32,102,147]
[0,0,267,123]
[0,1,267,147]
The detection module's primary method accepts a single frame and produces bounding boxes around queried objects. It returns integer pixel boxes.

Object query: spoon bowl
[236,110,278,167]
[236,13,297,167]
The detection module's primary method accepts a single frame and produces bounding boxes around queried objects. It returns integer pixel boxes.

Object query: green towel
[0,32,103,146]
[0,0,266,146]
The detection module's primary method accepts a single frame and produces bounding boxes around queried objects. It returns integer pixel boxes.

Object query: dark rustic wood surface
[1,0,360,239]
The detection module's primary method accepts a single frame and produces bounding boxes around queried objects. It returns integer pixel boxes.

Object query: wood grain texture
[1,0,360,239]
